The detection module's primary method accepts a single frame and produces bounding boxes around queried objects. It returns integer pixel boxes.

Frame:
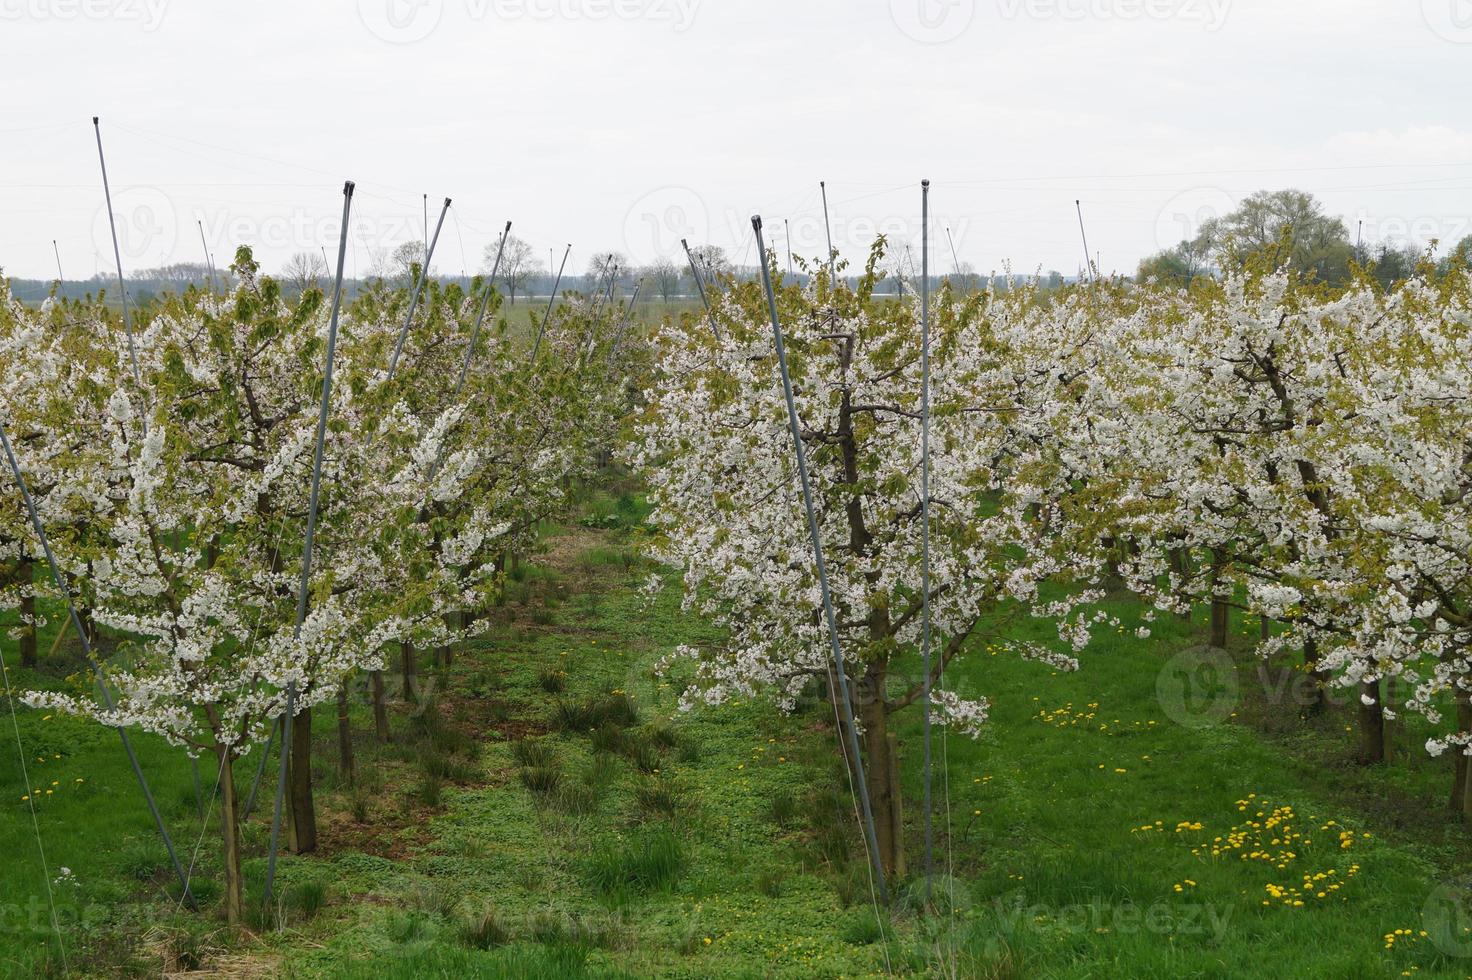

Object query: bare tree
[644,259,681,302]
[390,241,427,287]
[687,244,731,291]
[488,235,540,305]
[585,251,627,296]
[282,251,327,292]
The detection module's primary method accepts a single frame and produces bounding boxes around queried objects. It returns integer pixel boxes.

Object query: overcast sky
[1,0,1469,281]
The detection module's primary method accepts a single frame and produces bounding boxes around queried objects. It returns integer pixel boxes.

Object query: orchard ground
[3,480,1471,978]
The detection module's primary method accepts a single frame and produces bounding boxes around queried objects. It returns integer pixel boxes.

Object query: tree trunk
[1210,600,1229,649]
[17,556,36,668]
[1454,693,1472,816]
[1167,548,1191,621]
[886,731,906,879]
[1301,636,1328,715]
[1357,679,1385,765]
[218,746,244,925]
[400,641,417,703]
[371,669,390,742]
[438,611,457,669]
[336,684,354,786]
[860,693,902,876]
[287,704,317,854]
[1259,614,1271,643]
[1384,676,1399,762]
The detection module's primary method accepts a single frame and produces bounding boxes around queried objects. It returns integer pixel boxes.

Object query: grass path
[3,498,1472,977]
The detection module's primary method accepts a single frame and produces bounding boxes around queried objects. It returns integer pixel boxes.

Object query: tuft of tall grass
[520,766,562,796]
[459,909,510,950]
[584,826,686,898]
[555,691,640,733]
[511,739,558,769]
[633,778,679,818]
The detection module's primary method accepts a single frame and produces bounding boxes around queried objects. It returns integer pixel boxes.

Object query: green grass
[3,487,1472,976]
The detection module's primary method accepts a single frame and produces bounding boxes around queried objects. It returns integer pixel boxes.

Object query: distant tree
[1366,242,1424,289]
[645,259,681,302]
[282,251,327,292]
[131,262,213,284]
[390,241,427,287]
[948,260,982,294]
[488,235,540,305]
[1199,189,1352,284]
[586,251,626,297]
[687,244,731,292]
[1137,238,1213,287]
[1438,235,1472,277]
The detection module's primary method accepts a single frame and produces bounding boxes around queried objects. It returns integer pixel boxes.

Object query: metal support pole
[820,181,836,284]
[919,180,935,901]
[531,244,570,361]
[92,117,146,424]
[263,180,355,908]
[751,213,887,904]
[1075,200,1096,285]
[388,197,451,379]
[679,238,722,342]
[0,420,193,907]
